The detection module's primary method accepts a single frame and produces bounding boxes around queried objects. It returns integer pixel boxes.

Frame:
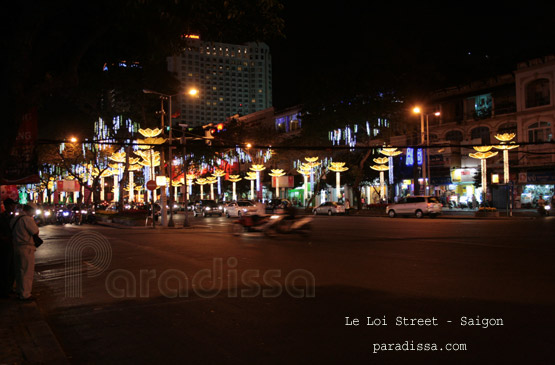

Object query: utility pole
[179,124,190,227]
[168,95,175,227]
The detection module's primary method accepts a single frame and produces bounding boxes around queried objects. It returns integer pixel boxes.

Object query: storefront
[516,170,555,208]
[448,168,480,206]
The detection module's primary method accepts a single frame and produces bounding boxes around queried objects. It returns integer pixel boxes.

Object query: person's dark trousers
[0,241,15,296]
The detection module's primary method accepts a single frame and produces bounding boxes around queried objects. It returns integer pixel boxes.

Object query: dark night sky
[270,2,555,109]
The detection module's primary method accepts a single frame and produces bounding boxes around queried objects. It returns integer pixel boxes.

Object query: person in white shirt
[10,203,40,301]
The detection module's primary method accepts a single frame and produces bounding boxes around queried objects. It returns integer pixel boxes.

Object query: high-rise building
[167,35,272,127]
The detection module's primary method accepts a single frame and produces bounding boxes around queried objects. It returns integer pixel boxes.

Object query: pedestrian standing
[345,199,350,215]
[0,198,17,298]
[10,203,40,301]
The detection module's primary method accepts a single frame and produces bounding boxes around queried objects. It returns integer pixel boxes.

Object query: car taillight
[427,203,432,208]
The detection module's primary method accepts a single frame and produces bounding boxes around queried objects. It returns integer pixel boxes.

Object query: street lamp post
[144,88,198,227]
[413,107,440,195]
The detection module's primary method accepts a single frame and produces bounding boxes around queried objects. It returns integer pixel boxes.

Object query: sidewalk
[349,208,540,219]
[0,296,68,364]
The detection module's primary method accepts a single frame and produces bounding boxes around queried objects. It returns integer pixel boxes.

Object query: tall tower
[167,35,273,127]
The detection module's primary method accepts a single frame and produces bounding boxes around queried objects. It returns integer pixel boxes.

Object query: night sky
[270,2,555,108]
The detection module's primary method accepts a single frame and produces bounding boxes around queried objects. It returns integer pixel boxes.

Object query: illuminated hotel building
[167,35,273,127]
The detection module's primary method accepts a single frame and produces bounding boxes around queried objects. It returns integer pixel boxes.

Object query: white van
[386,196,442,218]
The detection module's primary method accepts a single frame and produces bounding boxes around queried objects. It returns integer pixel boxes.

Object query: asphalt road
[33,215,555,364]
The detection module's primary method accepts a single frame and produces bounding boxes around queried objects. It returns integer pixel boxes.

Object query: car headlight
[81,210,87,214]
[63,212,70,217]
[546,205,551,211]
[205,207,211,211]
[36,209,42,215]
[44,211,51,217]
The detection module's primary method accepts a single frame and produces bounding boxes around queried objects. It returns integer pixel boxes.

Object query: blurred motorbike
[56,207,73,224]
[34,207,55,226]
[229,214,312,237]
[538,205,550,216]
[84,207,96,224]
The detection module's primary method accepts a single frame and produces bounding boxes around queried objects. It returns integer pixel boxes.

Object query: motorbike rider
[537,196,546,215]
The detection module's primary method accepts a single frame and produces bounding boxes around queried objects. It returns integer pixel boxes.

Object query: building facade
[167,35,272,128]
[398,55,555,208]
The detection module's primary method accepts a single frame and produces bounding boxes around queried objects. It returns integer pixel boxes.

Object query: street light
[143,88,198,227]
[412,107,440,195]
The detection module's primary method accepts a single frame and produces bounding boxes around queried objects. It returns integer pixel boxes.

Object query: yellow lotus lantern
[196,178,208,199]
[228,174,242,201]
[212,168,226,197]
[380,146,403,186]
[138,128,163,138]
[469,146,499,197]
[268,169,286,198]
[297,165,311,205]
[109,151,126,163]
[249,164,265,195]
[370,157,390,202]
[245,172,258,200]
[493,133,519,184]
[329,162,349,199]
[205,176,217,200]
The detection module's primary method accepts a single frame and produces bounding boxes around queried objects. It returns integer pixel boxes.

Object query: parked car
[386,196,442,218]
[225,200,258,218]
[313,202,345,216]
[193,200,223,217]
